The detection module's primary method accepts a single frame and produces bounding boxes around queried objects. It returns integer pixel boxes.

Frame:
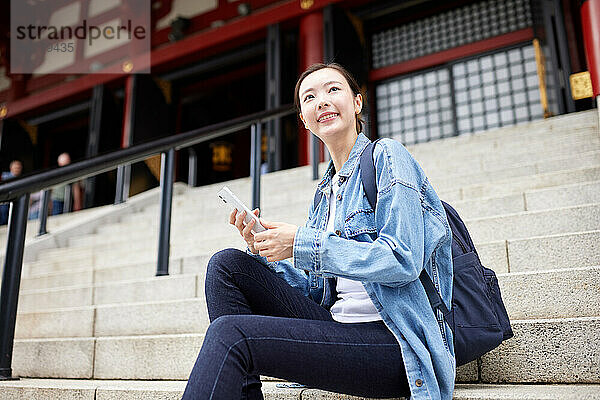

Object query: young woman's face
[298,68,362,140]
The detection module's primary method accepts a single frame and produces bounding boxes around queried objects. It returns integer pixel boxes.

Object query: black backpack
[313,140,513,366]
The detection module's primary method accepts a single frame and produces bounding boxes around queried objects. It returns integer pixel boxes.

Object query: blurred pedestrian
[50,153,82,215]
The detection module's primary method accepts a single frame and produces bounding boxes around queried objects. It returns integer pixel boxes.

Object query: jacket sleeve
[244,200,317,296]
[293,141,442,287]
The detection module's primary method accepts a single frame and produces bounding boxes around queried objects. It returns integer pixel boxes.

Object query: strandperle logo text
[15,19,147,46]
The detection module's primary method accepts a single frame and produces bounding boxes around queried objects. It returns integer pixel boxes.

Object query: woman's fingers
[229,209,236,225]
[234,210,247,232]
[242,218,255,240]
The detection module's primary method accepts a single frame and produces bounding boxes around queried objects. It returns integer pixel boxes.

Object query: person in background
[50,153,82,215]
[0,160,23,225]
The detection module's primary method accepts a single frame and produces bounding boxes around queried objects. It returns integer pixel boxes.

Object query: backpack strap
[419,272,451,318]
[359,139,381,210]
[359,138,453,328]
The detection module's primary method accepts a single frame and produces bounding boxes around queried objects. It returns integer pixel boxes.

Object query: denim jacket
[248,133,455,399]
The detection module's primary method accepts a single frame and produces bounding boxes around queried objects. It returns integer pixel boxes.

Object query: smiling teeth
[319,114,337,122]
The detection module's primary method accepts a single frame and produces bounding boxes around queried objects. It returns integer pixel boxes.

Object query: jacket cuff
[246,247,269,267]
[293,226,322,274]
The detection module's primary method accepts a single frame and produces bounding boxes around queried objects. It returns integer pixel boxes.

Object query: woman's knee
[206,248,244,278]
[206,315,248,345]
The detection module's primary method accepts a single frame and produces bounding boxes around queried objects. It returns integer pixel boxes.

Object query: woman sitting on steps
[182,63,455,400]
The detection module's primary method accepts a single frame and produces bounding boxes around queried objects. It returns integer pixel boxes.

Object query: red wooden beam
[149,0,343,70]
[151,0,281,47]
[1,0,344,119]
[369,28,535,82]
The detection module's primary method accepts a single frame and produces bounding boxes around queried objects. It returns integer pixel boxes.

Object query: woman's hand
[229,208,261,254]
[253,219,298,262]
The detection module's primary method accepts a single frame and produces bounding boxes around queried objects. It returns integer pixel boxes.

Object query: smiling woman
[182,63,455,400]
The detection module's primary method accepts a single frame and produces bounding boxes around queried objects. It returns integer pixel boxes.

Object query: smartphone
[217,186,266,233]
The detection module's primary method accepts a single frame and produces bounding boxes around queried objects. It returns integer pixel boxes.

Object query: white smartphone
[217,186,266,233]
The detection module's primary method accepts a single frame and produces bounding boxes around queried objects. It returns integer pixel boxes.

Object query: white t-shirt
[328,172,383,323]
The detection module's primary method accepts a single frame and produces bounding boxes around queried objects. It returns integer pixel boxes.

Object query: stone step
[498,266,600,320]
[507,230,600,273]
[71,188,600,253]
[480,317,600,383]
[417,133,599,169]
[68,178,600,251]
[17,274,201,312]
[20,255,209,291]
[151,167,600,230]
[16,265,598,339]
[417,137,600,174]
[21,223,600,288]
[1,379,600,400]
[477,229,600,274]
[122,160,600,227]
[405,109,598,151]
[12,298,209,340]
[11,318,600,381]
[74,202,600,261]
[427,150,600,189]
[409,128,600,158]
[466,203,600,243]
[459,166,600,199]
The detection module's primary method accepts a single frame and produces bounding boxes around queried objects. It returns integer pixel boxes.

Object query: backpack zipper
[454,232,468,253]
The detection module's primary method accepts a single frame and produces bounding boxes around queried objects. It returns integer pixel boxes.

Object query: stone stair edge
[496,264,600,277]
[2,379,600,400]
[465,202,600,223]
[19,272,201,295]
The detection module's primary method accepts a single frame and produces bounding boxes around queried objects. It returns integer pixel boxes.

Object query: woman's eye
[303,94,314,102]
[329,87,340,92]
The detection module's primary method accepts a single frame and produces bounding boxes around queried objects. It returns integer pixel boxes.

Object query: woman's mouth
[317,112,339,123]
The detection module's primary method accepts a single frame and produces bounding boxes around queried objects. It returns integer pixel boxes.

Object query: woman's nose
[317,99,330,109]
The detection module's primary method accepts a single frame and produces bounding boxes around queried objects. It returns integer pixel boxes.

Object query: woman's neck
[326,132,359,174]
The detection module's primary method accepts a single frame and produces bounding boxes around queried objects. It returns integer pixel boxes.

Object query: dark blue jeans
[182,248,409,400]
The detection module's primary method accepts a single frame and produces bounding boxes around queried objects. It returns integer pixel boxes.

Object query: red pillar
[121,75,135,149]
[581,0,600,96]
[298,12,323,166]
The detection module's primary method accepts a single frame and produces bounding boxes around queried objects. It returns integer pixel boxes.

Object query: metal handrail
[0,104,296,380]
[0,104,295,202]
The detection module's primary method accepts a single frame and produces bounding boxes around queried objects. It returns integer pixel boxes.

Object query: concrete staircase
[1,110,599,399]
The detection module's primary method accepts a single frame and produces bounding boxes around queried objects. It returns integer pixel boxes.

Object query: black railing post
[115,165,125,204]
[0,194,30,380]
[156,148,175,276]
[250,122,261,210]
[37,190,50,236]
[188,148,197,187]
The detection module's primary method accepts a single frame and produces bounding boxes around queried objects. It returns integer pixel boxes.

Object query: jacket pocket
[344,209,377,238]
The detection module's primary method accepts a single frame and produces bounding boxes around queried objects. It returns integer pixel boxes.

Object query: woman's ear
[299,113,308,129]
[354,93,363,114]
